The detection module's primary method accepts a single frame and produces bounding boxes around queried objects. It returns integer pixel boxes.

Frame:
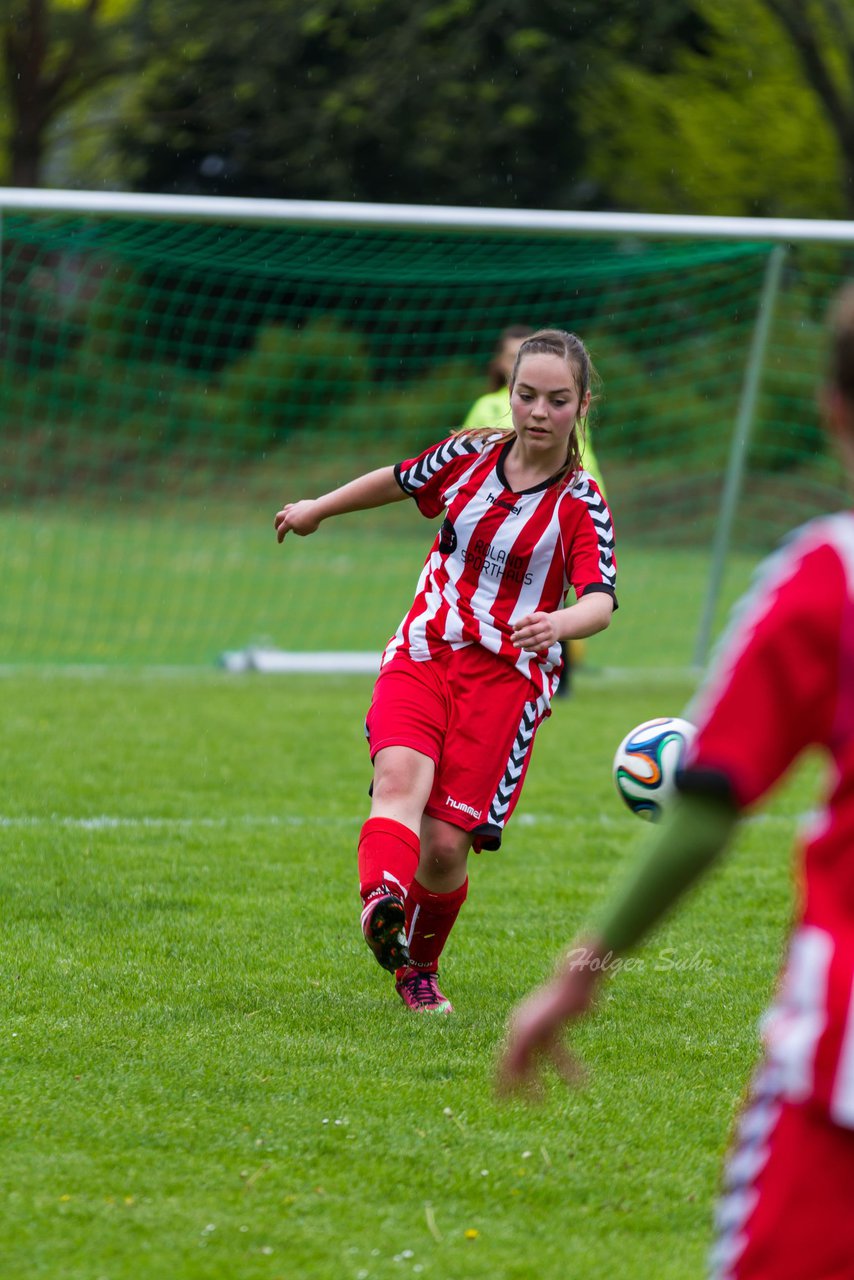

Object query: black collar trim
[495,439,567,495]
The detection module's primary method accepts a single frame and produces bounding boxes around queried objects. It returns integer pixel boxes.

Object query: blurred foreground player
[498,283,854,1278]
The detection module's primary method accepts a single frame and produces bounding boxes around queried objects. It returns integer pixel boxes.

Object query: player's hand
[496,939,606,1099]
[274,500,323,542]
[510,611,559,653]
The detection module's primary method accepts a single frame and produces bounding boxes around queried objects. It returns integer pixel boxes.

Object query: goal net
[0,194,849,668]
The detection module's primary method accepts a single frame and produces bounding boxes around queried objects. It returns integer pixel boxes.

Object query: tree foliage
[0,0,138,185]
[761,0,854,210]
[577,0,844,217]
[3,0,854,218]
[110,0,709,206]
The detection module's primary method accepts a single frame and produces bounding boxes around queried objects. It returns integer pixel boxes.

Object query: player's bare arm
[275,466,406,542]
[497,935,608,1096]
[511,592,613,651]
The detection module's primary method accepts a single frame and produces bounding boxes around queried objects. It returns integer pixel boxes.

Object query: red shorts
[711,1063,854,1279]
[365,646,547,850]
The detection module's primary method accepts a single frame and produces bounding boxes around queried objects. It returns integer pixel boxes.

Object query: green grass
[0,504,756,667]
[0,669,817,1279]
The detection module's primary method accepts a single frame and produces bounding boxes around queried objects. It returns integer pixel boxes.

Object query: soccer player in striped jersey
[463,325,608,697]
[275,330,616,1014]
[498,289,854,1277]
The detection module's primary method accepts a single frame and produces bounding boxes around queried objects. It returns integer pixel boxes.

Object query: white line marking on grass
[517,811,807,829]
[0,814,358,830]
[0,809,808,831]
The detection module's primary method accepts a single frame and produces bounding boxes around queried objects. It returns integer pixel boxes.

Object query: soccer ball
[612,717,697,821]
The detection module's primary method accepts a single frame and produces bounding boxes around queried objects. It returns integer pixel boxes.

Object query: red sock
[404,877,469,972]
[358,816,420,904]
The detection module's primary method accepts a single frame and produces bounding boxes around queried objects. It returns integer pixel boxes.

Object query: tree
[1,0,139,186]
[110,0,709,207]
[577,0,851,218]
[761,0,854,214]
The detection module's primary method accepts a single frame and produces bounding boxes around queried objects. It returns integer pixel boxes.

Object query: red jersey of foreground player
[498,290,854,1279]
[275,330,616,1015]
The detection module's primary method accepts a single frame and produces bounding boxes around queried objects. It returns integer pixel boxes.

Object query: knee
[371,766,412,808]
[421,827,469,877]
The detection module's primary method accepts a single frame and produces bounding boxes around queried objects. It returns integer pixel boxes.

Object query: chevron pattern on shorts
[400,436,482,493]
[487,701,539,828]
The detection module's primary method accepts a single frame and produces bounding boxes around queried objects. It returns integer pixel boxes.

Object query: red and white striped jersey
[386,433,617,704]
[682,512,854,1127]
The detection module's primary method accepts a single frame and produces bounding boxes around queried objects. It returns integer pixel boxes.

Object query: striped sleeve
[565,474,618,602]
[394,435,487,519]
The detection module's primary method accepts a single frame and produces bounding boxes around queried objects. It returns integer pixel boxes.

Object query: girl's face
[509,352,589,454]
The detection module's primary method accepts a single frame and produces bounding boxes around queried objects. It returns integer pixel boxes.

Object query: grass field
[0,666,818,1280]
[1,503,757,667]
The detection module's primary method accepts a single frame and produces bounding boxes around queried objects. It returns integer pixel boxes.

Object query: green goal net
[0,199,849,668]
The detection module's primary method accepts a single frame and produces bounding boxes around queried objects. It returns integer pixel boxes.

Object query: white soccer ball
[613,716,697,822]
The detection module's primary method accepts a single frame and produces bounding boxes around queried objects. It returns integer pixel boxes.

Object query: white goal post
[3,186,854,671]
